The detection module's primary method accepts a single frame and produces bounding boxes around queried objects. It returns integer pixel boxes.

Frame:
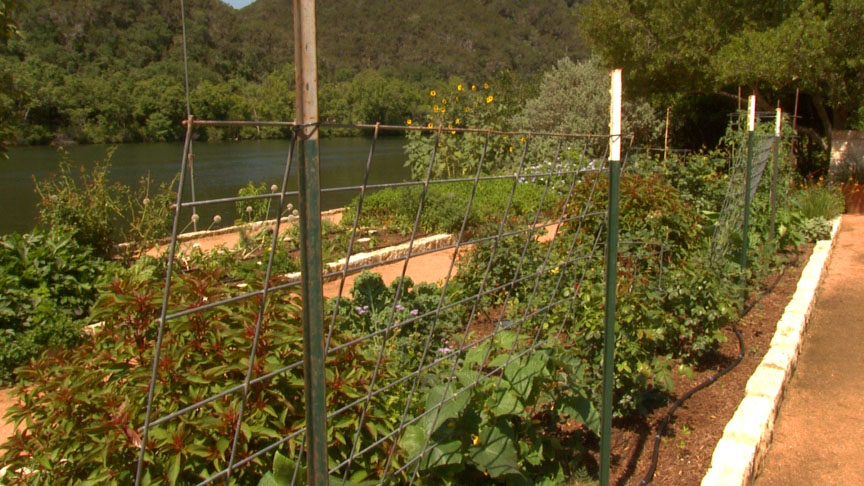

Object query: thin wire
[325,124,381,351]
[377,129,492,480]
[134,117,194,486]
[223,132,297,484]
[179,0,197,231]
[138,122,637,486]
[338,126,443,483]
[406,133,534,486]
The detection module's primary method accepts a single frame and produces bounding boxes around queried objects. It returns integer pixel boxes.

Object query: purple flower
[395,304,405,312]
[355,306,367,316]
[410,309,419,316]
[438,346,453,355]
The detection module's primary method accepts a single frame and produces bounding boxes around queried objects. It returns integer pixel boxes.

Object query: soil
[0,388,16,445]
[754,215,864,486]
[601,244,815,486]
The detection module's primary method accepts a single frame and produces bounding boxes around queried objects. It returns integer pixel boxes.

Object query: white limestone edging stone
[700,216,842,486]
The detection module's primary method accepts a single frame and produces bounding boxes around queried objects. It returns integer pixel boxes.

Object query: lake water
[1,137,410,235]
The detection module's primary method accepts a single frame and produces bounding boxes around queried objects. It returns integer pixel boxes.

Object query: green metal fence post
[769,107,782,241]
[600,69,622,486]
[742,131,753,271]
[741,96,756,306]
[600,157,620,486]
[294,1,328,485]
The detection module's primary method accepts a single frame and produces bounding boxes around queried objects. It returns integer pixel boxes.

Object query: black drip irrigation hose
[639,252,800,486]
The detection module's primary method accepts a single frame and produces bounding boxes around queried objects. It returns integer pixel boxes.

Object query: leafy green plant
[401,331,598,486]
[122,173,177,252]
[236,181,279,224]
[0,227,111,384]
[791,182,845,219]
[798,216,834,242]
[328,271,462,367]
[404,81,520,180]
[344,179,558,236]
[34,147,129,255]
[0,264,406,486]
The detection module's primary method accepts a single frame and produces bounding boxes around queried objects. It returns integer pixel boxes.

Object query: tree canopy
[0,0,590,146]
[579,0,864,142]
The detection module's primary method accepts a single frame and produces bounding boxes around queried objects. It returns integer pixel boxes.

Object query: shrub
[401,332,598,485]
[34,147,128,255]
[328,271,462,367]
[124,173,177,250]
[236,181,279,224]
[404,80,520,180]
[0,227,111,384]
[519,57,663,157]
[1,265,406,486]
[792,182,845,219]
[344,179,559,236]
[34,148,176,256]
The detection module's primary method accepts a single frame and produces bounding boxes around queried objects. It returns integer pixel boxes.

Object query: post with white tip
[741,95,756,298]
[600,68,622,486]
[770,106,782,241]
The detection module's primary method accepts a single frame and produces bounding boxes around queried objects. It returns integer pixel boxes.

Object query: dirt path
[323,247,465,298]
[0,388,17,446]
[754,215,864,486]
[146,210,344,256]
[322,223,559,298]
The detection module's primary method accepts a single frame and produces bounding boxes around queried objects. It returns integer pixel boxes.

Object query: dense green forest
[0,0,587,145]
[2,0,863,160]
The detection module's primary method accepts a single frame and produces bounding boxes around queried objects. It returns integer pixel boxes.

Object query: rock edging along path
[700,216,842,486]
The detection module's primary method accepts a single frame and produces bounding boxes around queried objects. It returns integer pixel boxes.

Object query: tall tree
[0,0,20,158]
[579,0,863,145]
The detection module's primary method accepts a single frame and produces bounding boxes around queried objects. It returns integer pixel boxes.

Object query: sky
[221,0,256,9]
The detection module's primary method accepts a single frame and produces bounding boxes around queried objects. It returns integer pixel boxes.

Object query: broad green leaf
[556,396,600,434]
[423,440,463,469]
[399,424,427,459]
[423,384,470,433]
[469,421,521,478]
[488,389,523,416]
[273,451,294,485]
[168,453,181,486]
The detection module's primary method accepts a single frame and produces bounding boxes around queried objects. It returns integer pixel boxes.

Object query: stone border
[271,233,456,284]
[701,216,843,486]
[117,208,345,251]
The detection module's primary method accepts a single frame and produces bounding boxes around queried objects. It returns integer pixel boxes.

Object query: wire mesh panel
[710,133,778,261]
[130,120,625,486]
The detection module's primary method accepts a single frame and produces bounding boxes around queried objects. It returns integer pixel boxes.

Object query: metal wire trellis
[710,133,779,261]
[131,118,631,486]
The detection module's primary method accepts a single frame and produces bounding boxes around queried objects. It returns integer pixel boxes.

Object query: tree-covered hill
[0,0,586,145]
[238,0,586,80]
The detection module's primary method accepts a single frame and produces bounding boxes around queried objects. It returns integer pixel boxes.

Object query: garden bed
[602,245,813,486]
